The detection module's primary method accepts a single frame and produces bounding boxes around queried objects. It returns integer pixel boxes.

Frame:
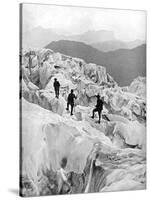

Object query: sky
[22,3,146,41]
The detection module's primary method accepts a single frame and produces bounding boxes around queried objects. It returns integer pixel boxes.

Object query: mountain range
[23,26,144,52]
[91,39,145,52]
[45,40,146,86]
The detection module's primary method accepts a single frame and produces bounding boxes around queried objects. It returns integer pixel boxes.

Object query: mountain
[23,26,144,52]
[66,30,116,44]
[23,27,116,49]
[45,40,146,86]
[91,40,145,52]
[23,26,62,49]
[103,44,146,86]
[46,40,106,63]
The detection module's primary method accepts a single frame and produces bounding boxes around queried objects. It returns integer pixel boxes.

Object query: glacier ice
[20,48,146,196]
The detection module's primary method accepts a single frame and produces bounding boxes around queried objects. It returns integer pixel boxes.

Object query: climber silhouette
[53,78,60,98]
[66,89,77,116]
[57,157,71,194]
[91,94,104,124]
[79,61,82,67]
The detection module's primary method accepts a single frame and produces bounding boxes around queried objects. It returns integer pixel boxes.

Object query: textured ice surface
[20,48,146,196]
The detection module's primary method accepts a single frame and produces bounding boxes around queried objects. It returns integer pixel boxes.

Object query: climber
[91,94,104,123]
[57,157,71,194]
[79,61,82,67]
[53,78,60,98]
[66,89,77,116]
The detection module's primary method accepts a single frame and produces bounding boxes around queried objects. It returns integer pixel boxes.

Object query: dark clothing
[92,108,102,123]
[53,80,60,89]
[92,98,104,123]
[53,80,60,98]
[67,102,74,115]
[79,61,82,67]
[96,99,103,110]
[55,88,59,98]
[66,93,76,115]
[67,93,76,104]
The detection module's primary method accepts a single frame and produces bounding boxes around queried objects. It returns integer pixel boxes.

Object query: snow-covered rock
[113,121,146,150]
[27,82,39,91]
[84,63,107,84]
[39,61,56,88]
[129,77,146,98]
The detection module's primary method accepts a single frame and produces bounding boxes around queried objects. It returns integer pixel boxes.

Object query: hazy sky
[22,3,146,41]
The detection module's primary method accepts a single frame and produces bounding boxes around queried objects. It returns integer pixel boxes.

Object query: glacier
[20,48,146,196]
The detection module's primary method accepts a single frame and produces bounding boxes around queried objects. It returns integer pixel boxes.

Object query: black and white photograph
[20,3,146,197]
